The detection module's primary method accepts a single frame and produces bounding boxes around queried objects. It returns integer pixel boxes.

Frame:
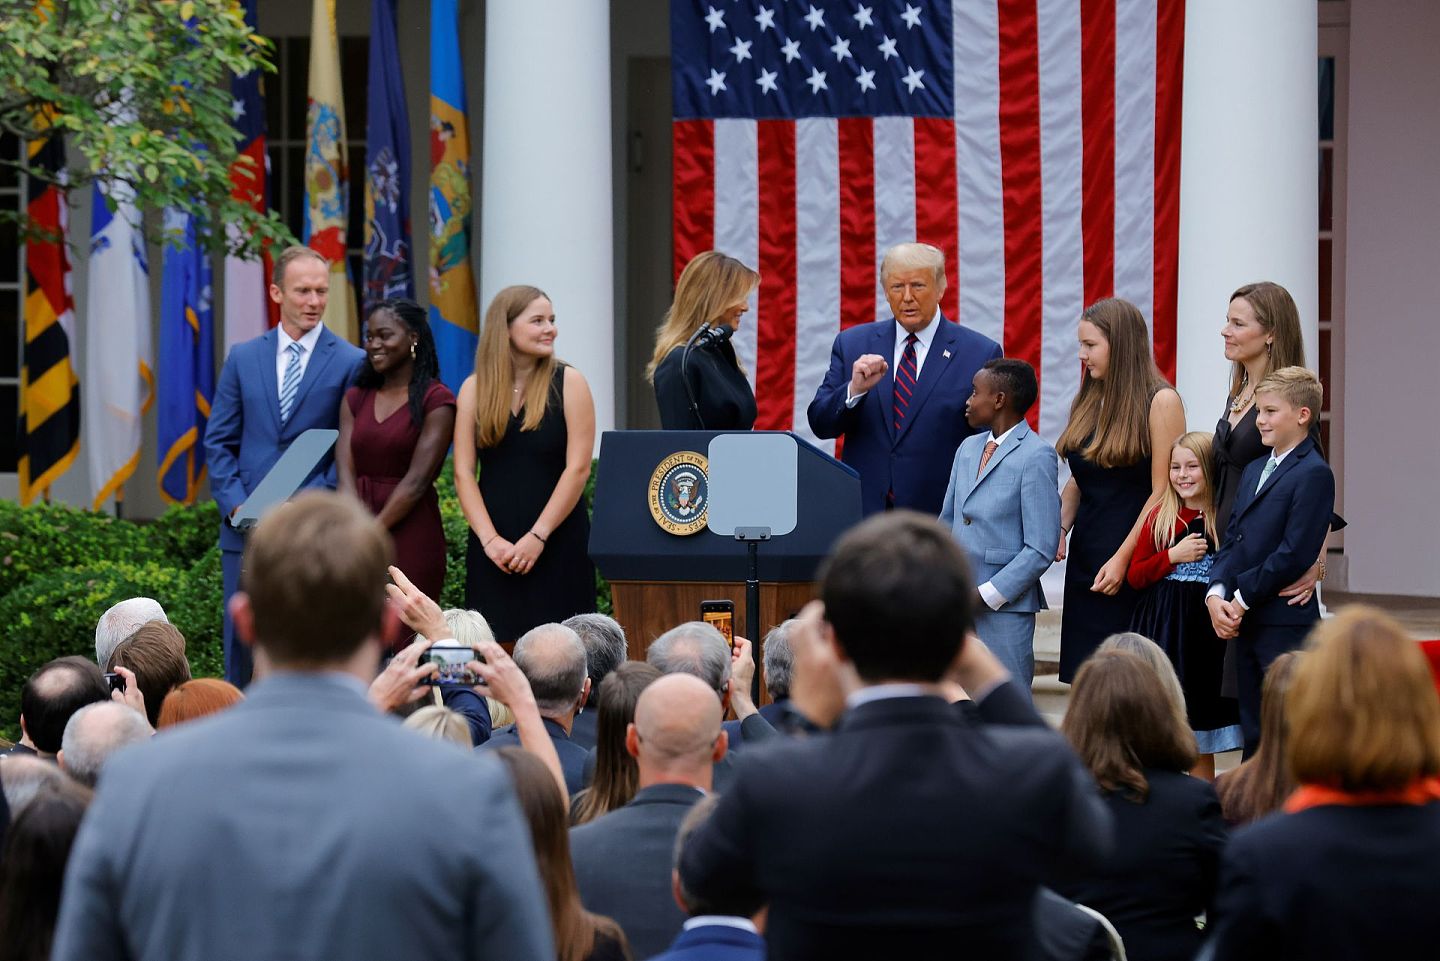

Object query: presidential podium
[589,430,861,689]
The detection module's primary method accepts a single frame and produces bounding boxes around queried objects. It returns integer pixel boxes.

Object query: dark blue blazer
[477,718,588,795]
[204,326,365,552]
[645,923,765,961]
[1208,437,1334,626]
[807,315,1001,516]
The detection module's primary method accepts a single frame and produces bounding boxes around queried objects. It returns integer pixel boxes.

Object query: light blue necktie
[279,341,303,422]
[1254,455,1279,494]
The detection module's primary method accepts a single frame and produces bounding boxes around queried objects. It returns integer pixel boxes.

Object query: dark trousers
[221,548,253,689]
[1236,620,1312,757]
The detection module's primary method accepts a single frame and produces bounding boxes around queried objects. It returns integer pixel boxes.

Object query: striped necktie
[279,341,303,422]
[977,439,999,478]
[893,332,918,431]
[1254,455,1279,494]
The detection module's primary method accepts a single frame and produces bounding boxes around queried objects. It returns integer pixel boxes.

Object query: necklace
[1229,371,1255,414]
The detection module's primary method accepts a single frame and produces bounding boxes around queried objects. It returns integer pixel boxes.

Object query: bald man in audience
[59,702,153,788]
[569,674,727,959]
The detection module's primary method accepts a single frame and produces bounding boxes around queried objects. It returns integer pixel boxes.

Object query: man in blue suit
[808,242,1002,516]
[940,359,1060,692]
[204,246,366,687]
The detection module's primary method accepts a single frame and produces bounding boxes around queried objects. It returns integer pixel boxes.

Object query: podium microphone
[680,323,714,428]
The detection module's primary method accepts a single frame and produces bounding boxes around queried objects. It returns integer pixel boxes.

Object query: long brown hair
[0,779,93,961]
[1288,606,1440,793]
[571,662,662,825]
[1148,431,1219,551]
[1228,282,1307,400]
[1057,298,1171,467]
[646,251,758,382]
[473,285,559,448]
[1062,650,1198,801]
[1215,652,1302,826]
[495,748,631,961]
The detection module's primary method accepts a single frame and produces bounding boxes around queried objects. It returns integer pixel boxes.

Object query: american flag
[671,0,1183,445]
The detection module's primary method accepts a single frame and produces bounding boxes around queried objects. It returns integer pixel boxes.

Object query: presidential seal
[648,451,710,536]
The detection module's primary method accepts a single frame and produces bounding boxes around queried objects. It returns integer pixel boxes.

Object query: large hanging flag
[670,0,1184,447]
[85,180,153,510]
[305,0,357,342]
[363,0,413,312]
[429,0,478,389]
[20,131,80,504]
[157,210,215,505]
[222,0,277,352]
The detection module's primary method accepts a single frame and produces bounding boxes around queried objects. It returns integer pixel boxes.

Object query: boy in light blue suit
[939,360,1060,693]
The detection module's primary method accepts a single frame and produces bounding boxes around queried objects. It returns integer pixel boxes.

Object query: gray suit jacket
[939,421,1061,612]
[52,673,553,961]
[570,782,704,959]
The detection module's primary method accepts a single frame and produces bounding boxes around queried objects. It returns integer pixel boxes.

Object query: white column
[480,2,615,440]
[1175,0,1317,428]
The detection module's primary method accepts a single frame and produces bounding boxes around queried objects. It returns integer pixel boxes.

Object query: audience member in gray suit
[570,673,727,959]
[564,612,628,752]
[51,492,554,961]
[478,622,592,794]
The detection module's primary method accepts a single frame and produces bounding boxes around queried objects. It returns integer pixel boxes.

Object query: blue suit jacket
[1208,436,1334,626]
[807,315,1002,515]
[204,326,365,552]
[645,922,766,961]
[939,422,1060,613]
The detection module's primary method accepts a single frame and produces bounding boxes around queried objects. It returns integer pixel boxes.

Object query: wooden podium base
[609,580,815,699]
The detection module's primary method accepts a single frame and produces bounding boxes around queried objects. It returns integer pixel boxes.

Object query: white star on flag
[806,67,828,93]
[231,98,246,121]
[901,4,923,29]
[853,5,874,29]
[704,5,726,33]
[730,37,753,62]
[877,35,898,60]
[856,67,876,92]
[780,37,802,62]
[830,37,852,61]
[706,68,728,94]
[754,6,776,32]
[804,5,825,31]
[902,66,925,92]
[756,68,779,94]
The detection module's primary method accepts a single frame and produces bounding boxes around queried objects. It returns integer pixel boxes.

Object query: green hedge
[0,459,609,741]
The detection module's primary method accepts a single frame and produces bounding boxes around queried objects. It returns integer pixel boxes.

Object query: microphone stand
[680,322,712,429]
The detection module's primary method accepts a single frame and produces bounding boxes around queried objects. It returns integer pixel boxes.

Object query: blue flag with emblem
[157,210,216,505]
[363,0,413,312]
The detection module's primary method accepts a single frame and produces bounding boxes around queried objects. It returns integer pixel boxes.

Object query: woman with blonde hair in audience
[1056,298,1187,681]
[401,705,471,748]
[1207,607,1440,960]
[495,748,631,961]
[156,678,244,729]
[1213,652,1303,826]
[1056,650,1225,961]
[570,662,662,826]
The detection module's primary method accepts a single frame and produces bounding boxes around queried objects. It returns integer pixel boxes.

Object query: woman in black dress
[454,285,597,643]
[1056,299,1186,682]
[648,250,759,430]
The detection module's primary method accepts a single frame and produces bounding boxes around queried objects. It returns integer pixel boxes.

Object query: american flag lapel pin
[943,349,952,359]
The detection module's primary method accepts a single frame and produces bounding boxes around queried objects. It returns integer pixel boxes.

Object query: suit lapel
[257,328,282,433]
[895,317,957,445]
[873,321,897,444]
[287,328,340,431]
[963,422,1029,506]
[1235,437,1314,522]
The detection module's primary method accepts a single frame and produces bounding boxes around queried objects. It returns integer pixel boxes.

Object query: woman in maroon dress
[338,299,455,625]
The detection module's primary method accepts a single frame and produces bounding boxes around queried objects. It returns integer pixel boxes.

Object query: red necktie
[977,439,999,478]
[893,333,918,431]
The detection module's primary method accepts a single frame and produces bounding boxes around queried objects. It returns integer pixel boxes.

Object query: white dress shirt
[275,323,325,402]
[681,917,761,935]
[845,308,941,406]
[1207,440,1300,610]
[976,421,1022,611]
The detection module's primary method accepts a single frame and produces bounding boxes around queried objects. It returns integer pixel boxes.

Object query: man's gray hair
[0,755,68,814]
[880,242,946,287]
[513,624,588,717]
[60,702,153,788]
[647,621,731,693]
[762,619,798,700]
[563,613,628,696]
[95,597,168,667]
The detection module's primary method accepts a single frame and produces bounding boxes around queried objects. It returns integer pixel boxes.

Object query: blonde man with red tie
[940,359,1061,694]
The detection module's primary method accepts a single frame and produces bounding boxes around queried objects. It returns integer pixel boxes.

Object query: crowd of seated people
[0,496,1437,961]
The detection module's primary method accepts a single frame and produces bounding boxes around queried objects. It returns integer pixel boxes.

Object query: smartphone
[420,644,479,686]
[700,600,735,648]
[103,672,126,694]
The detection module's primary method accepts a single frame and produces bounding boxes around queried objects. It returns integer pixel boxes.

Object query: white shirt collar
[279,322,324,356]
[897,308,941,350]
[846,683,930,709]
[987,422,1021,447]
[683,917,760,935]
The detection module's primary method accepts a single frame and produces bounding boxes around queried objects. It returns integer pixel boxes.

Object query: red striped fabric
[755,120,797,430]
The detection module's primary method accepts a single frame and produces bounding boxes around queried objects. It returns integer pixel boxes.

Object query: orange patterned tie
[977,439,999,478]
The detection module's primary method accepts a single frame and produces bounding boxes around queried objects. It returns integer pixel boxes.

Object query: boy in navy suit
[1206,367,1334,756]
